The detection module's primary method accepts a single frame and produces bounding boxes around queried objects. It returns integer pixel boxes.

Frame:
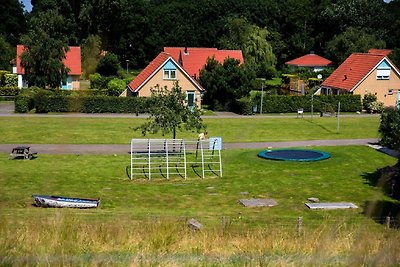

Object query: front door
[187,91,196,110]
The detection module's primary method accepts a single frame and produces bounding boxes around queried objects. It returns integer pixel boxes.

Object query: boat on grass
[32,195,100,208]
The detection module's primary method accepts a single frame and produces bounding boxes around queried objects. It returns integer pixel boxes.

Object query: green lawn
[0,116,379,144]
[0,146,396,219]
[1,146,399,265]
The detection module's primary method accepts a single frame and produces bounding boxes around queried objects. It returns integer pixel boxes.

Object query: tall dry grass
[0,212,399,266]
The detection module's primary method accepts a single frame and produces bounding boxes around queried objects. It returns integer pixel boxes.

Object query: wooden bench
[9,146,38,160]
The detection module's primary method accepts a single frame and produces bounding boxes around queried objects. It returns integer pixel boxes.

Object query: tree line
[1,0,400,74]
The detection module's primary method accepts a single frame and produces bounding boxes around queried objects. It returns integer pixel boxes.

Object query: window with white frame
[376,60,391,80]
[163,69,176,80]
[163,59,177,80]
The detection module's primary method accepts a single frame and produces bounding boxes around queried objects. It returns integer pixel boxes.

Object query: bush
[14,95,34,113]
[367,101,384,114]
[107,78,127,96]
[89,73,112,89]
[4,74,17,87]
[231,97,254,115]
[379,107,400,151]
[363,93,377,112]
[0,86,19,96]
[96,52,120,77]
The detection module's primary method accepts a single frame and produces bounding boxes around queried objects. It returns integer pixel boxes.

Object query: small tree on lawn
[135,82,205,139]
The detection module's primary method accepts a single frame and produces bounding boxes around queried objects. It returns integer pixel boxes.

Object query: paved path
[0,101,379,119]
[0,138,379,155]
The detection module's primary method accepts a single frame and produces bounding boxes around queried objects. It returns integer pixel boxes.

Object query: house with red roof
[321,52,400,108]
[286,52,332,72]
[15,45,81,89]
[123,52,204,108]
[164,47,244,79]
[123,47,244,108]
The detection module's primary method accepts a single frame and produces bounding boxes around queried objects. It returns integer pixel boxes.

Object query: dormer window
[376,60,391,80]
[163,59,177,80]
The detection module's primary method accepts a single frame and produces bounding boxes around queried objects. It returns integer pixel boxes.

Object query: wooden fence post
[385,216,391,229]
[297,216,303,236]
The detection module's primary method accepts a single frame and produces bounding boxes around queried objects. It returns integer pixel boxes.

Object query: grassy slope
[0,116,379,144]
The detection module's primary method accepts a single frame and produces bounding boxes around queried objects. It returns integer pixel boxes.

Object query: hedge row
[15,94,152,113]
[232,94,362,114]
[0,86,20,96]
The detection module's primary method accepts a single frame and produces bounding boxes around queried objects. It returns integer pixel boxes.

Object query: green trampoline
[258,149,331,162]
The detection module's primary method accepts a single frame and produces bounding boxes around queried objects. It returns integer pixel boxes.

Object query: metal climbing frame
[130,139,222,180]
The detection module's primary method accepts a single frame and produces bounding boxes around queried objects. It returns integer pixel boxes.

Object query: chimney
[184,47,188,55]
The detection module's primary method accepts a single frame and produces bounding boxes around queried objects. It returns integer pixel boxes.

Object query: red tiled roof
[16,45,81,75]
[163,47,244,78]
[285,53,332,67]
[368,49,392,56]
[321,53,389,92]
[127,52,204,93]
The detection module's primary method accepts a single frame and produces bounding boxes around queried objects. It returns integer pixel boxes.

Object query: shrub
[96,52,120,77]
[33,89,55,113]
[363,93,377,112]
[4,74,18,87]
[0,86,19,96]
[231,97,254,115]
[107,78,127,96]
[89,73,112,89]
[14,95,34,113]
[379,107,400,151]
[367,101,384,114]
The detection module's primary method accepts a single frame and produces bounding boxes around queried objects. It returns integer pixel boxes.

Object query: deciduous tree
[135,83,204,139]
[20,10,70,88]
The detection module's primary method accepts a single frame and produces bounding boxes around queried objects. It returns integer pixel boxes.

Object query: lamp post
[126,60,129,74]
[260,78,265,114]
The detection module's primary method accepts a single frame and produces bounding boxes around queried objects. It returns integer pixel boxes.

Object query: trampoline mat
[258,149,331,162]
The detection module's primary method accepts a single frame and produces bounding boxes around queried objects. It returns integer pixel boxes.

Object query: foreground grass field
[0,116,379,144]
[1,146,399,265]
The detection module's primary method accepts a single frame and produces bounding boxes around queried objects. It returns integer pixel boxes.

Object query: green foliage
[20,9,70,88]
[107,78,127,96]
[0,86,19,96]
[252,94,361,113]
[82,35,102,79]
[0,36,15,71]
[363,93,377,112]
[388,48,400,69]
[379,107,400,151]
[135,83,205,139]
[96,53,120,77]
[4,74,17,87]
[219,17,276,78]
[14,95,34,113]
[15,92,151,114]
[200,57,255,111]
[325,27,386,64]
[0,0,26,45]
[89,73,112,89]
[231,97,254,115]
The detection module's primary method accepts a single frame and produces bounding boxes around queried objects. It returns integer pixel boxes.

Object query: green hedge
[14,95,34,113]
[15,94,151,113]
[252,94,362,113]
[0,86,20,96]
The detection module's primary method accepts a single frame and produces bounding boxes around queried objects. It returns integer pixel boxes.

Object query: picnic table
[9,146,37,160]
